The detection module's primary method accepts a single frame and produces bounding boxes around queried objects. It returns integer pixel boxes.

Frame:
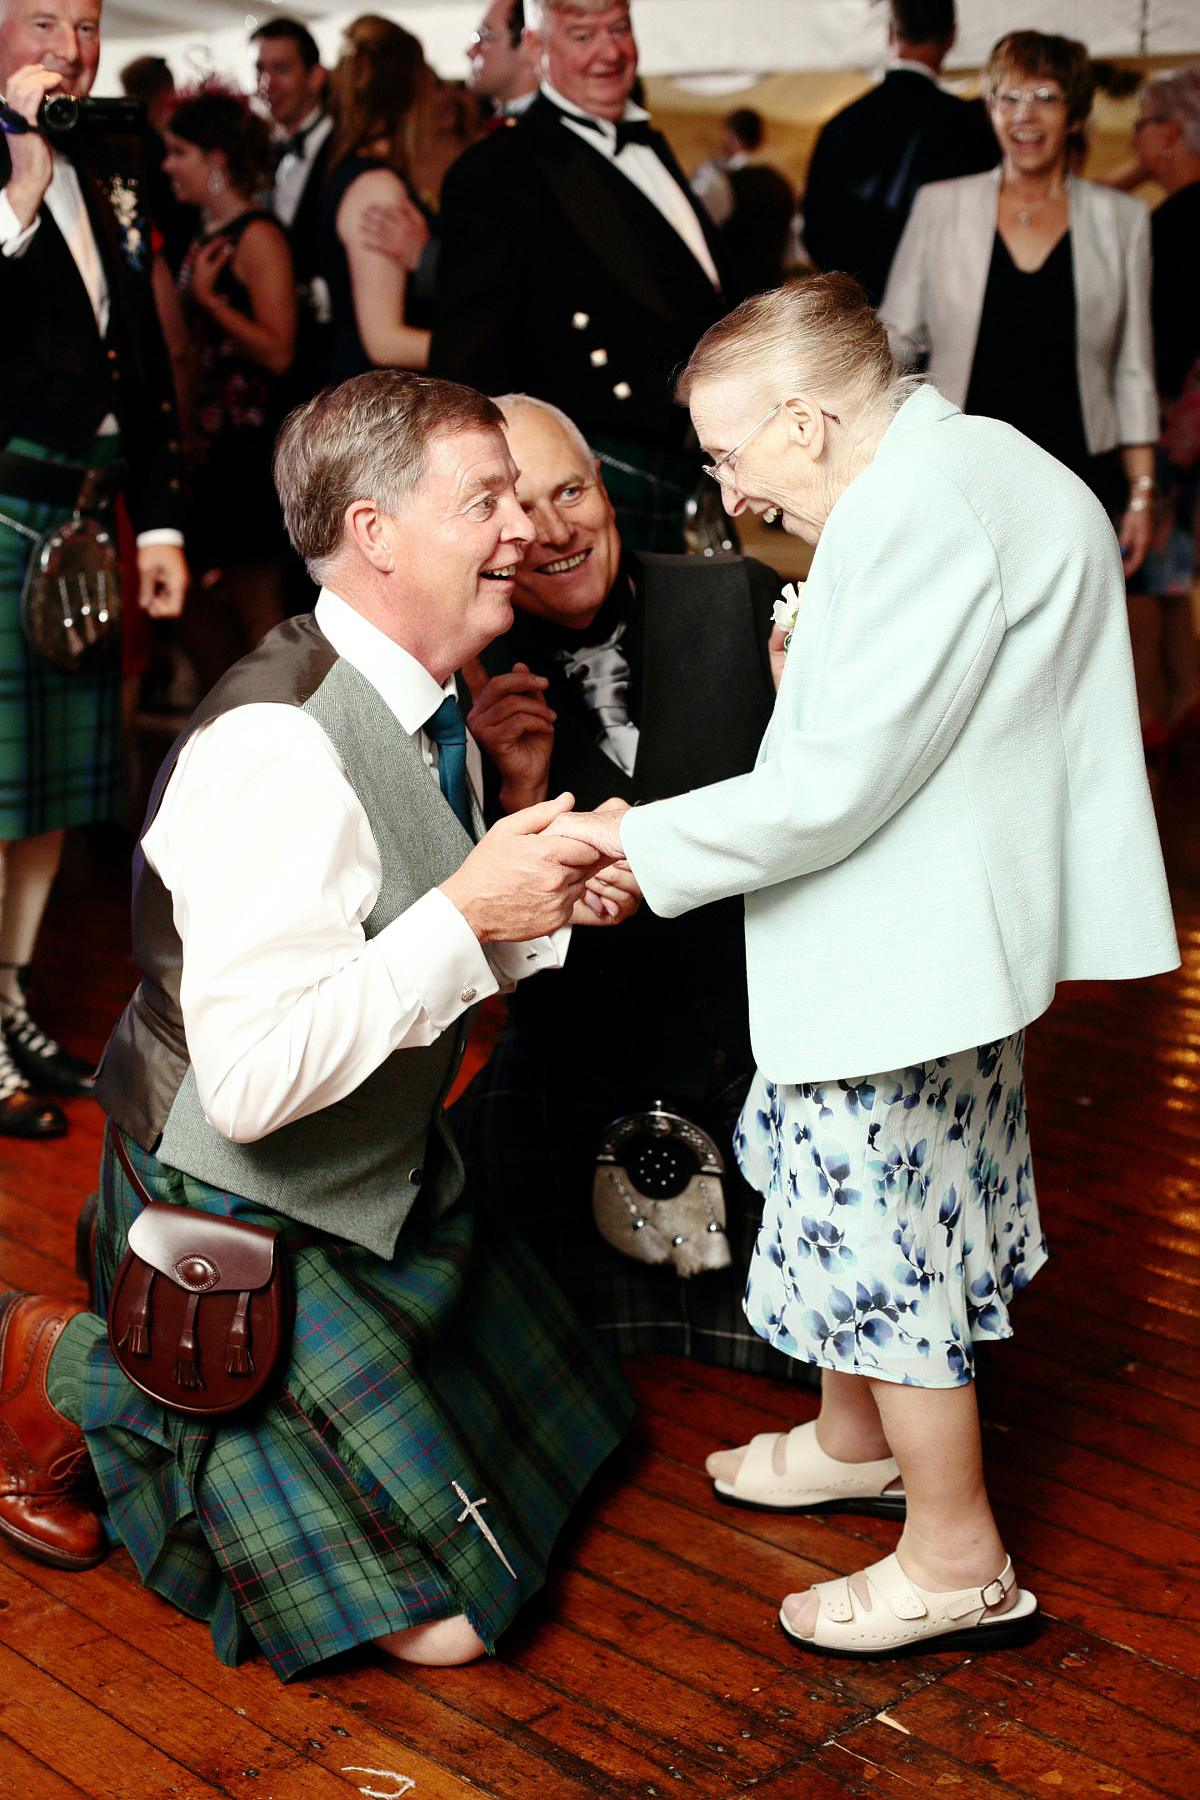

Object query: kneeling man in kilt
[0,370,635,1677]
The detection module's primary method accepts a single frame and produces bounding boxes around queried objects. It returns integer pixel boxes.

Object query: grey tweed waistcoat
[94,614,480,1260]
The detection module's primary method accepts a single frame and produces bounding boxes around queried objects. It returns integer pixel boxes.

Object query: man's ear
[343,499,395,573]
[523,27,547,75]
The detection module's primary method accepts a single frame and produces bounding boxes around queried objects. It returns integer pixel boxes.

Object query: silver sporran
[593,1101,732,1278]
[21,512,122,672]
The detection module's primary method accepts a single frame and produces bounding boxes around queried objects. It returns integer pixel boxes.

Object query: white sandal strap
[731,1432,787,1498]
[810,1554,1017,1646]
[728,1421,900,1505]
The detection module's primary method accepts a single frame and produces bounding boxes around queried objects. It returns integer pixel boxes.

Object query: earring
[208,168,225,196]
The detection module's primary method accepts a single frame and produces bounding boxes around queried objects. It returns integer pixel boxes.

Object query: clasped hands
[439,660,642,943]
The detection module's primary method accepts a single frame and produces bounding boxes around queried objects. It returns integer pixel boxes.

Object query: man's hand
[137,543,188,619]
[465,661,555,812]
[3,66,63,228]
[358,196,430,270]
[440,792,603,943]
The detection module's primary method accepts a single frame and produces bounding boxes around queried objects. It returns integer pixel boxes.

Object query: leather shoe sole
[0,1092,67,1138]
[0,1505,106,1571]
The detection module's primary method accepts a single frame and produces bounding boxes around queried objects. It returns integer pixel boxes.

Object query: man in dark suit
[0,0,185,1137]
[432,0,731,554]
[801,0,998,307]
[449,394,811,1382]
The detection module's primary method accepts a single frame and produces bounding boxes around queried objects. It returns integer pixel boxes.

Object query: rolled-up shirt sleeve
[143,704,505,1143]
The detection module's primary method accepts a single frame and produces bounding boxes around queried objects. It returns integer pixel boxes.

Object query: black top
[721,163,795,297]
[964,231,1116,503]
[477,550,778,1096]
[0,128,184,532]
[319,156,433,386]
[1151,180,1200,403]
[432,95,730,453]
[803,69,999,307]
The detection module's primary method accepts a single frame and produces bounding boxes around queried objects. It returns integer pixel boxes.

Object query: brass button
[460,985,477,1003]
[612,381,631,400]
[168,478,180,489]
[572,311,589,329]
[107,348,117,359]
[590,348,608,367]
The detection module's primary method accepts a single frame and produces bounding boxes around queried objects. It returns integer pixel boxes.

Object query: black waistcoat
[479,551,779,1099]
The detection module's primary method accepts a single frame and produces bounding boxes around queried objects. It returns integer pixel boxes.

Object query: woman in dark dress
[319,17,440,384]
[164,93,296,690]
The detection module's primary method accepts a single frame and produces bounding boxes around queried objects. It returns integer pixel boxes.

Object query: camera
[0,93,144,141]
[38,94,145,139]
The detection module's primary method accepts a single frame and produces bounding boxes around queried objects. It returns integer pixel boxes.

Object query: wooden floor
[2,761,1200,1800]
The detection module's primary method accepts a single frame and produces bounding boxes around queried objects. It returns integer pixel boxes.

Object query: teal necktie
[425,694,472,833]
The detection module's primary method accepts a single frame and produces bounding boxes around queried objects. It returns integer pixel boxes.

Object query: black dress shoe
[2,1006,96,1098]
[0,1089,68,1138]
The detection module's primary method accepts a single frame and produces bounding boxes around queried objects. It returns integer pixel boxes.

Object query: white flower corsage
[771,582,805,651]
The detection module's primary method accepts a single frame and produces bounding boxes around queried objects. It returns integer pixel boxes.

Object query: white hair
[1144,63,1200,158]
[525,0,629,32]
[492,392,595,464]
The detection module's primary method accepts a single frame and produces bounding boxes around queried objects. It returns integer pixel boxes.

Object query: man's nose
[503,498,538,545]
[533,503,572,548]
[49,28,81,68]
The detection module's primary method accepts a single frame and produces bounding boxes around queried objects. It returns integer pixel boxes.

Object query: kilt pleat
[81,1123,632,1681]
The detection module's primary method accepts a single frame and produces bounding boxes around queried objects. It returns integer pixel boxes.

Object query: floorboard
[0,760,1197,1797]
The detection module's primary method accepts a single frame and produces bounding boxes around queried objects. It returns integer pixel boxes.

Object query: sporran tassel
[118,1263,155,1357]
[224,1290,255,1377]
[173,1291,204,1389]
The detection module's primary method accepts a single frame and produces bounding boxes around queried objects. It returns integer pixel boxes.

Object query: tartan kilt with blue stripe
[79,1124,633,1682]
[0,437,124,839]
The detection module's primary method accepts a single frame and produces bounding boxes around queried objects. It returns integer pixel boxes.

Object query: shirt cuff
[0,190,38,256]
[486,924,571,989]
[375,885,499,1028]
[135,529,186,549]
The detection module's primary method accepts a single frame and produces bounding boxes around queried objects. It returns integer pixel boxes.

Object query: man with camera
[0,0,185,1136]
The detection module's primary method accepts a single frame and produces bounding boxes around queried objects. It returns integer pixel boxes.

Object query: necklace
[1010,187,1064,228]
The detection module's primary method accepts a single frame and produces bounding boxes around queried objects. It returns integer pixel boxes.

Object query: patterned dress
[735,1033,1047,1387]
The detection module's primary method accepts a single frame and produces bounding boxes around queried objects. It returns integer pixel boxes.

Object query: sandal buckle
[981,1576,1006,1607]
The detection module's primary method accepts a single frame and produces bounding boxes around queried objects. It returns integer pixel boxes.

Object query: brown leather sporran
[106,1132,301,1420]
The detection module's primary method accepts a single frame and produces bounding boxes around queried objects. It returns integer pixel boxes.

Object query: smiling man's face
[500,402,621,629]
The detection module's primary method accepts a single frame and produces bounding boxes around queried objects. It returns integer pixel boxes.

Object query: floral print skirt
[735,1034,1047,1387]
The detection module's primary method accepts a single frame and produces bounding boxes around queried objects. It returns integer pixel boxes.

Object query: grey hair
[492,392,594,463]
[677,271,918,428]
[274,370,504,579]
[1143,63,1200,158]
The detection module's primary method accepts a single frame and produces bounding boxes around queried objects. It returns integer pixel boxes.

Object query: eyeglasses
[701,402,841,486]
[993,88,1068,111]
[468,27,506,47]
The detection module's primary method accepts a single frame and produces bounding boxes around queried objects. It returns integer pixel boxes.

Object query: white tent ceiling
[93,0,1200,96]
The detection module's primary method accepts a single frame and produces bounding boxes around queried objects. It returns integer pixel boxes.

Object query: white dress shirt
[271,108,334,230]
[141,587,569,1145]
[541,82,720,290]
[0,146,183,547]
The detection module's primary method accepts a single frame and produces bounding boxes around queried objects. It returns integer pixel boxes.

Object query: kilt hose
[72,1123,633,1681]
[590,434,705,556]
[448,1020,819,1386]
[0,436,124,839]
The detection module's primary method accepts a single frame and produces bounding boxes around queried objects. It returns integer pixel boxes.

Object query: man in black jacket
[0,0,185,1135]
[449,393,812,1382]
[802,0,998,307]
[432,0,730,554]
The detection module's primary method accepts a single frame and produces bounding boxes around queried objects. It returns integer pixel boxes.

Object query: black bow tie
[282,118,321,159]
[613,118,657,154]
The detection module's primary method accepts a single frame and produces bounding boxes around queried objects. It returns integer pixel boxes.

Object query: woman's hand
[358,196,430,270]
[1118,504,1153,578]
[768,622,787,692]
[574,857,642,926]
[465,661,555,813]
[190,236,233,310]
[545,798,629,865]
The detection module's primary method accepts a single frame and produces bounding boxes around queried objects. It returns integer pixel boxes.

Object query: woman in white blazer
[550,275,1177,1660]
[880,31,1158,578]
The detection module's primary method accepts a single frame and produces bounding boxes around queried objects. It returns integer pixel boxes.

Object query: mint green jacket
[621,385,1178,1083]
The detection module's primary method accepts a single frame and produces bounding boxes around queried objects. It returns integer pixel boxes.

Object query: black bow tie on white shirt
[613,118,658,154]
[282,117,322,159]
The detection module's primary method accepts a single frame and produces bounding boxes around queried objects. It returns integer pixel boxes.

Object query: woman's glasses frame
[702,402,841,487]
[992,86,1069,113]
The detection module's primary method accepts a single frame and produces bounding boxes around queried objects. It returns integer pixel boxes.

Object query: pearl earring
[208,168,225,196]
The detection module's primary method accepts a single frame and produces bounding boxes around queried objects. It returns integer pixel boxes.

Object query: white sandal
[779,1553,1040,1659]
[712,1420,905,1519]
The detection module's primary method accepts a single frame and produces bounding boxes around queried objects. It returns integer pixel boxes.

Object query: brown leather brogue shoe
[0,1292,106,1571]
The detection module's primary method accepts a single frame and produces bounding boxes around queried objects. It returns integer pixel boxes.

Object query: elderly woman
[880,31,1158,580]
[550,273,1178,1658]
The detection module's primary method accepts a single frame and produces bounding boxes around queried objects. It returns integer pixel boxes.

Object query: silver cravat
[557,621,640,776]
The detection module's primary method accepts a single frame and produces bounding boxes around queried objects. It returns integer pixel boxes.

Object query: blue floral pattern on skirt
[735,1034,1047,1387]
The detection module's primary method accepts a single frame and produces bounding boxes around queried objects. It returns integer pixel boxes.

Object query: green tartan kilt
[590,433,706,556]
[0,436,124,838]
[80,1123,633,1681]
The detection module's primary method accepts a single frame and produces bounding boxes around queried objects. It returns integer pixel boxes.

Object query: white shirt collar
[315,588,455,737]
[886,57,940,82]
[541,80,648,143]
[286,106,326,141]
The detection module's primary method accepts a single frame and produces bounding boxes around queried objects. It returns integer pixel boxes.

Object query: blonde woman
[880,31,1158,578]
[549,274,1177,1659]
